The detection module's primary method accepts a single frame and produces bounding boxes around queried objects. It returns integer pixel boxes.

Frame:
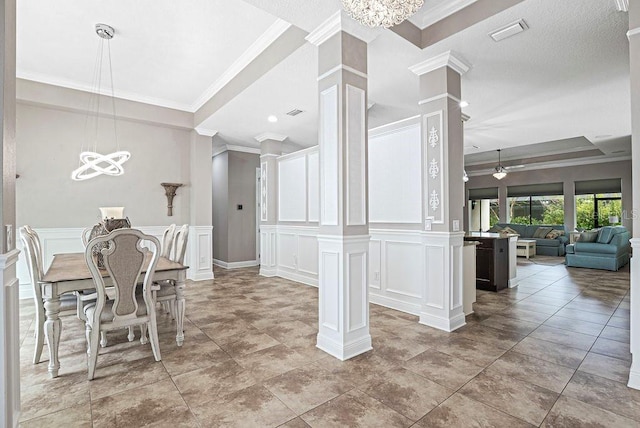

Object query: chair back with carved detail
[160,224,176,259]
[81,227,93,247]
[172,224,189,264]
[84,228,162,379]
[20,226,77,364]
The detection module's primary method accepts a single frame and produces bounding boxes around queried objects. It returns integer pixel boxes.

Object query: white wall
[369,121,422,224]
[278,146,319,223]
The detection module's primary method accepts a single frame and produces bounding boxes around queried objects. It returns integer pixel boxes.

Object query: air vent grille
[489,19,528,42]
[286,109,304,116]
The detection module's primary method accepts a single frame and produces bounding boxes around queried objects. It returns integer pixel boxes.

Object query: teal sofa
[565,226,630,271]
[496,223,568,256]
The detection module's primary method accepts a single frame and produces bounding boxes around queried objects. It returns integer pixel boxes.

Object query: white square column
[307,13,372,360]
[628,2,640,390]
[257,135,285,277]
[410,52,470,332]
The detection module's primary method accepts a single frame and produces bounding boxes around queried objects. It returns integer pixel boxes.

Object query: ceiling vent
[615,0,629,12]
[286,109,304,116]
[489,19,529,42]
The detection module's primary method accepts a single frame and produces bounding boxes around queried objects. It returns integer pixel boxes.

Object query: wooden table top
[42,252,187,283]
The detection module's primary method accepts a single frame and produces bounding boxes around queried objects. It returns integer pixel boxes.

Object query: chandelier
[71,23,131,181]
[493,149,507,180]
[342,0,424,28]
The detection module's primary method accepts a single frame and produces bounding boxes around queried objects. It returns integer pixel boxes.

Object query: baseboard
[277,269,318,287]
[316,333,372,361]
[213,259,259,269]
[419,311,466,332]
[369,293,420,316]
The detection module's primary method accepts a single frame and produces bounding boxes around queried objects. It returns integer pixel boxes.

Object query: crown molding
[17,72,193,112]
[255,133,288,143]
[369,115,420,138]
[306,10,379,46]
[191,19,291,111]
[195,127,218,137]
[212,144,261,157]
[409,50,471,76]
[413,0,478,29]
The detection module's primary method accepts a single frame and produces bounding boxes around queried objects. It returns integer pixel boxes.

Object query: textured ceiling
[16,0,632,165]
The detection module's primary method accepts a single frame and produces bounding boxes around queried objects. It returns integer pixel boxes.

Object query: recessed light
[267,115,278,123]
[489,19,529,42]
[459,101,469,108]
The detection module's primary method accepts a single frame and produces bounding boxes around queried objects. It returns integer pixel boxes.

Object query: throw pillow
[501,226,519,235]
[597,227,616,244]
[488,225,503,233]
[578,231,598,242]
[545,229,565,239]
[546,230,560,239]
[533,227,553,238]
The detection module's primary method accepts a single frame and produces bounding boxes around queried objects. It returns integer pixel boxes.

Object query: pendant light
[492,149,507,180]
[71,23,131,181]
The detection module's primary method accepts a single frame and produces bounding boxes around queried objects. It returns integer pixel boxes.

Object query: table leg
[175,279,186,346]
[44,294,62,378]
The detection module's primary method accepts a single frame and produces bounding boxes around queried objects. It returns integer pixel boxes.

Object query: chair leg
[140,324,148,345]
[100,331,108,348]
[161,301,170,314]
[147,314,161,362]
[87,325,100,380]
[169,299,176,320]
[127,327,135,342]
[33,301,45,364]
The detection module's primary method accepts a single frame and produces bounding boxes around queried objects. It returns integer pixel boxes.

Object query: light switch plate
[425,219,432,231]
[453,220,460,232]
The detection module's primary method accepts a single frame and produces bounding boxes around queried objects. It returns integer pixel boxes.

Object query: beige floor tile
[359,367,452,421]
[541,396,638,428]
[20,372,90,421]
[19,403,92,428]
[600,325,630,343]
[89,356,169,400]
[529,324,597,351]
[487,351,575,393]
[403,350,484,390]
[235,343,308,381]
[415,393,534,428]
[542,315,605,336]
[264,363,354,415]
[91,379,190,428]
[591,336,631,361]
[459,370,559,425]
[301,389,412,428]
[578,352,631,384]
[191,384,296,428]
[563,371,640,421]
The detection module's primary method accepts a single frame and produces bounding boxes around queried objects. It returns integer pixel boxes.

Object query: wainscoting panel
[275,226,319,286]
[369,230,424,315]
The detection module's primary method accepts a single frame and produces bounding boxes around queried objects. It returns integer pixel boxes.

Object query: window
[507,194,564,225]
[574,179,622,230]
[575,193,622,230]
[468,187,499,232]
[468,198,499,231]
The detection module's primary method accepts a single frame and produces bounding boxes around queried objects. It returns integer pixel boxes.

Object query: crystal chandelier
[71,24,131,181]
[342,0,424,28]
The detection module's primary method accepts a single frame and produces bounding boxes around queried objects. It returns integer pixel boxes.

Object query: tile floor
[17,257,640,427]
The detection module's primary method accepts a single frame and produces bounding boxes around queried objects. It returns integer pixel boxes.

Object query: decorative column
[307,13,372,360]
[410,51,469,331]
[628,1,640,390]
[257,133,285,277]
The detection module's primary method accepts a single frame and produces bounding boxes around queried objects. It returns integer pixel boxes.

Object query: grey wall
[465,160,633,234]
[16,102,192,228]
[212,152,229,262]
[211,150,259,264]
[228,151,259,263]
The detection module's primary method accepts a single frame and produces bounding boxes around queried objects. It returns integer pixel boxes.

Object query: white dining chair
[84,228,162,380]
[160,224,176,259]
[20,226,77,364]
[153,224,188,321]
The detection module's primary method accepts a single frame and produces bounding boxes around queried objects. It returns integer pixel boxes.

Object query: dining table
[41,252,188,378]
